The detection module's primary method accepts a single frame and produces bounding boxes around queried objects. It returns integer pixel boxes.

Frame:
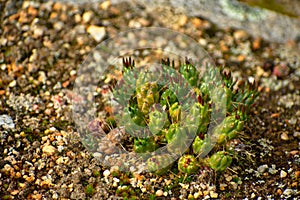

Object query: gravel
[0,0,299,199]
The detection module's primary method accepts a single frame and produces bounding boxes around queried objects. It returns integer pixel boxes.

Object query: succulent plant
[109,57,258,174]
[133,137,157,153]
[207,151,232,172]
[148,108,170,136]
[178,154,199,174]
[166,124,189,155]
[136,82,160,115]
[213,114,244,144]
[169,102,181,123]
[160,89,178,108]
[179,59,199,87]
[192,135,212,155]
[147,154,174,175]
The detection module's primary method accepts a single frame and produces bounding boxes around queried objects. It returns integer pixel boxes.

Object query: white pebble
[280,170,287,178]
[103,169,110,177]
[87,25,106,42]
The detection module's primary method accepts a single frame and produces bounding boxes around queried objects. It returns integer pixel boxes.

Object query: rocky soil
[0,0,299,199]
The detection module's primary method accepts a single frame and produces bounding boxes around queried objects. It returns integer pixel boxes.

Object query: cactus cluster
[111,57,258,174]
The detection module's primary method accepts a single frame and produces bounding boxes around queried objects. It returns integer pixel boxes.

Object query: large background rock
[46,0,300,43]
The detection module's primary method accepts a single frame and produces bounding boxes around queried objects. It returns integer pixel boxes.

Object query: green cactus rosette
[166,124,189,155]
[147,154,173,174]
[165,123,179,143]
[178,154,199,174]
[187,101,210,133]
[179,62,199,87]
[148,109,170,136]
[136,82,160,115]
[211,86,233,112]
[133,137,157,153]
[192,135,213,155]
[169,102,181,123]
[118,107,146,136]
[160,89,178,108]
[213,114,245,144]
[207,151,232,172]
[233,81,259,108]
[129,104,147,126]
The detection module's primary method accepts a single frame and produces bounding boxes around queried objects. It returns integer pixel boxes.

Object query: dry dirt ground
[0,1,299,199]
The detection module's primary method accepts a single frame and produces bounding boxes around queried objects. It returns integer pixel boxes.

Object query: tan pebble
[277,189,283,195]
[42,145,56,156]
[194,191,202,198]
[256,66,265,77]
[128,20,141,28]
[82,11,94,23]
[28,6,38,16]
[191,18,203,28]
[155,189,163,197]
[33,27,44,38]
[25,175,35,182]
[165,179,172,186]
[8,80,16,87]
[100,1,111,10]
[252,37,261,50]
[291,182,298,187]
[220,185,226,191]
[294,171,300,178]
[210,191,218,198]
[11,190,19,195]
[15,172,21,178]
[74,14,81,23]
[280,170,287,178]
[289,150,299,156]
[19,183,26,188]
[262,87,269,93]
[271,113,280,118]
[41,179,53,187]
[138,18,151,27]
[225,176,232,182]
[178,15,188,26]
[53,2,63,11]
[87,25,106,42]
[49,12,58,19]
[237,55,246,62]
[281,132,289,141]
[109,6,120,15]
[62,80,69,88]
[233,30,248,41]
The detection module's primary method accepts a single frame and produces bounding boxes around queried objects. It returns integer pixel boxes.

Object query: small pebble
[294,171,300,178]
[103,169,110,177]
[42,145,56,156]
[233,30,248,41]
[155,189,163,197]
[210,191,218,198]
[87,25,106,42]
[281,132,289,141]
[280,170,287,178]
[276,189,283,195]
[8,80,16,87]
[82,11,94,23]
[257,164,268,173]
